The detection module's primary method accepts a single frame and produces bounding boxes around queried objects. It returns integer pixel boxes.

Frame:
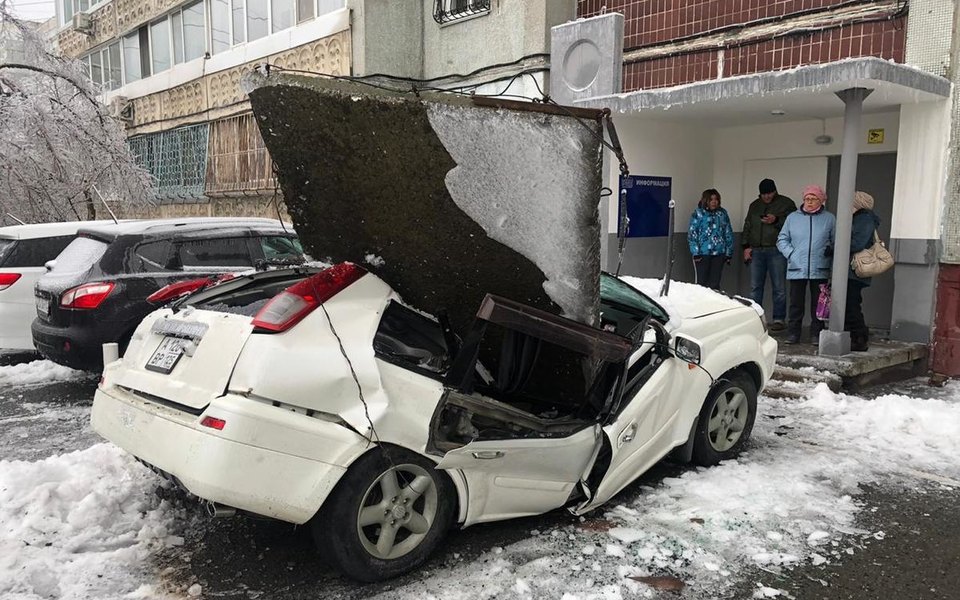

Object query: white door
[437,423,601,526]
[583,338,683,509]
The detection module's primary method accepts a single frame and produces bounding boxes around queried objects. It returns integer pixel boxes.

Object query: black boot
[810,323,824,344]
[851,332,869,352]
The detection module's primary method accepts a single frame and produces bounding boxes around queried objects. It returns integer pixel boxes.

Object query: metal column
[820,87,872,357]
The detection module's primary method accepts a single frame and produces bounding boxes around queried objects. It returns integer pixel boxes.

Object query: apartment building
[51,0,571,218]
[551,0,958,368]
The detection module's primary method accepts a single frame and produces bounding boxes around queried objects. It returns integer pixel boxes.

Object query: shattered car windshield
[600,273,669,325]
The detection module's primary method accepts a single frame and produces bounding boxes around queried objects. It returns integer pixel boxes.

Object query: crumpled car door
[577,325,682,512]
[436,422,601,527]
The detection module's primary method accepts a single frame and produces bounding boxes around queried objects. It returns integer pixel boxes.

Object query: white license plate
[36,297,49,317]
[145,337,186,374]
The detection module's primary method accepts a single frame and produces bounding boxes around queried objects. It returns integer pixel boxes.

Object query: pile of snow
[798,384,960,477]
[378,381,960,599]
[0,444,180,599]
[0,360,92,387]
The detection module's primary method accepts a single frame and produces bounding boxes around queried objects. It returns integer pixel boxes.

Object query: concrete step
[775,340,928,392]
[762,383,808,400]
[762,364,841,400]
[772,365,842,392]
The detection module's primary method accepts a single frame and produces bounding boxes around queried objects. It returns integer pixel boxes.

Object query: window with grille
[204,113,276,195]
[433,0,490,24]
[129,124,210,201]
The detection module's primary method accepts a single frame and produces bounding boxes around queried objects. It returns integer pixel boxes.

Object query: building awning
[578,57,951,124]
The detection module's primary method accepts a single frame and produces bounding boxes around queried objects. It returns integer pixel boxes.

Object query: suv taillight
[0,273,21,291]
[147,273,238,305]
[147,278,212,305]
[251,263,366,332]
[60,282,115,309]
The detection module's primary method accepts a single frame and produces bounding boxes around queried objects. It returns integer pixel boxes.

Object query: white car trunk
[112,308,254,409]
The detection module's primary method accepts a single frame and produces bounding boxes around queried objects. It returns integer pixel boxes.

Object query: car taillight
[200,416,226,430]
[0,273,21,291]
[251,262,366,332]
[60,282,115,309]
[147,272,239,305]
[147,277,213,304]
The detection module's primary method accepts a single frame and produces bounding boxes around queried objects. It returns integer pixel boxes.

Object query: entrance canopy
[579,57,951,355]
[581,58,950,124]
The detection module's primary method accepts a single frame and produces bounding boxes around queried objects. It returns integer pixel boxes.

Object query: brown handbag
[850,232,894,277]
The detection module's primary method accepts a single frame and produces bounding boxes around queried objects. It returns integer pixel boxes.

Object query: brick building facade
[578,0,908,91]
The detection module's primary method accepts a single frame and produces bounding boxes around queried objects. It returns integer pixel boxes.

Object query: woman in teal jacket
[687,189,734,290]
[776,185,836,344]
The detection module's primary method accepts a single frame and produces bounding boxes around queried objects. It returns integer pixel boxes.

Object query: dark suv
[32,218,304,371]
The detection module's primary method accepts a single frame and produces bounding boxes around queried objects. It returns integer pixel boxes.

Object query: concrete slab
[775,337,929,392]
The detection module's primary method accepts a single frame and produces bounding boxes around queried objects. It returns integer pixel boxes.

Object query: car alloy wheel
[706,385,749,452]
[313,447,455,582]
[356,463,439,560]
[692,371,757,466]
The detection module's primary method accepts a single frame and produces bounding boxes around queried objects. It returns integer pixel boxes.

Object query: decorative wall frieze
[115,0,181,38]
[126,30,351,136]
[57,0,117,58]
[59,0,200,59]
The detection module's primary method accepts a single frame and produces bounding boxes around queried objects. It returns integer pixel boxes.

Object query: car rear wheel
[312,447,456,582]
[692,371,757,466]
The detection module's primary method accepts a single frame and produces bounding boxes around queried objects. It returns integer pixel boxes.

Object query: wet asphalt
[1,371,958,599]
[729,483,960,600]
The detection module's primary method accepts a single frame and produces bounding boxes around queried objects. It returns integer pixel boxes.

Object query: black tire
[692,371,757,466]
[312,447,456,582]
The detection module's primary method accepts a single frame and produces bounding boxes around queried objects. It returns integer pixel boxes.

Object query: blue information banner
[619,175,672,238]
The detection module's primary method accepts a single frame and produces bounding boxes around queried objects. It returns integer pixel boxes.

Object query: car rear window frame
[0,235,76,269]
[48,235,109,276]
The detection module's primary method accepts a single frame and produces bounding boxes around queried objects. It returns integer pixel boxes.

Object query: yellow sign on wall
[868,129,885,144]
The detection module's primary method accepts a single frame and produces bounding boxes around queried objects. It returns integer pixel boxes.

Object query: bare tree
[0,3,153,224]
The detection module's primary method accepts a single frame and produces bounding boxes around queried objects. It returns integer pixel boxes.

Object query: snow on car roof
[622,276,744,328]
[76,217,295,241]
[0,220,119,241]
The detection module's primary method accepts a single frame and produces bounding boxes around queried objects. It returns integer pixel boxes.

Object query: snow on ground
[375,380,960,599]
[0,360,92,387]
[0,359,957,599]
[0,402,98,462]
[0,444,182,600]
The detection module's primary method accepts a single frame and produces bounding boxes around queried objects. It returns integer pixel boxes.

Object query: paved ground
[769,483,960,600]
[2,369,957,599]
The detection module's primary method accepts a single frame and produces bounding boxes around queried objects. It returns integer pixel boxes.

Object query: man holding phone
[742,178,797,330]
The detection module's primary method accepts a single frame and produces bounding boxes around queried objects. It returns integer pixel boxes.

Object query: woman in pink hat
[776,185,836,344]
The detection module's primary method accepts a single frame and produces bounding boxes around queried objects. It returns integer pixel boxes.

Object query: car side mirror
[674,335,702,365]
[44,260,56,272]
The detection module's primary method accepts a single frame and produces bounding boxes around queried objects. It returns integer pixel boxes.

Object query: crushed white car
[92,264,777,581]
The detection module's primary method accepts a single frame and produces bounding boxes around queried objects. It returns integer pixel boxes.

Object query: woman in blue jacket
[776,185,836,344]
[688,189,734,290]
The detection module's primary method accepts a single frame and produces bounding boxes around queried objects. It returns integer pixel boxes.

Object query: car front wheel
[312,447,456,582]
[692,371,757,466]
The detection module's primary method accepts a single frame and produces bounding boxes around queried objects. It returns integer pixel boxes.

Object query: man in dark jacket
[742,178,797,330]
